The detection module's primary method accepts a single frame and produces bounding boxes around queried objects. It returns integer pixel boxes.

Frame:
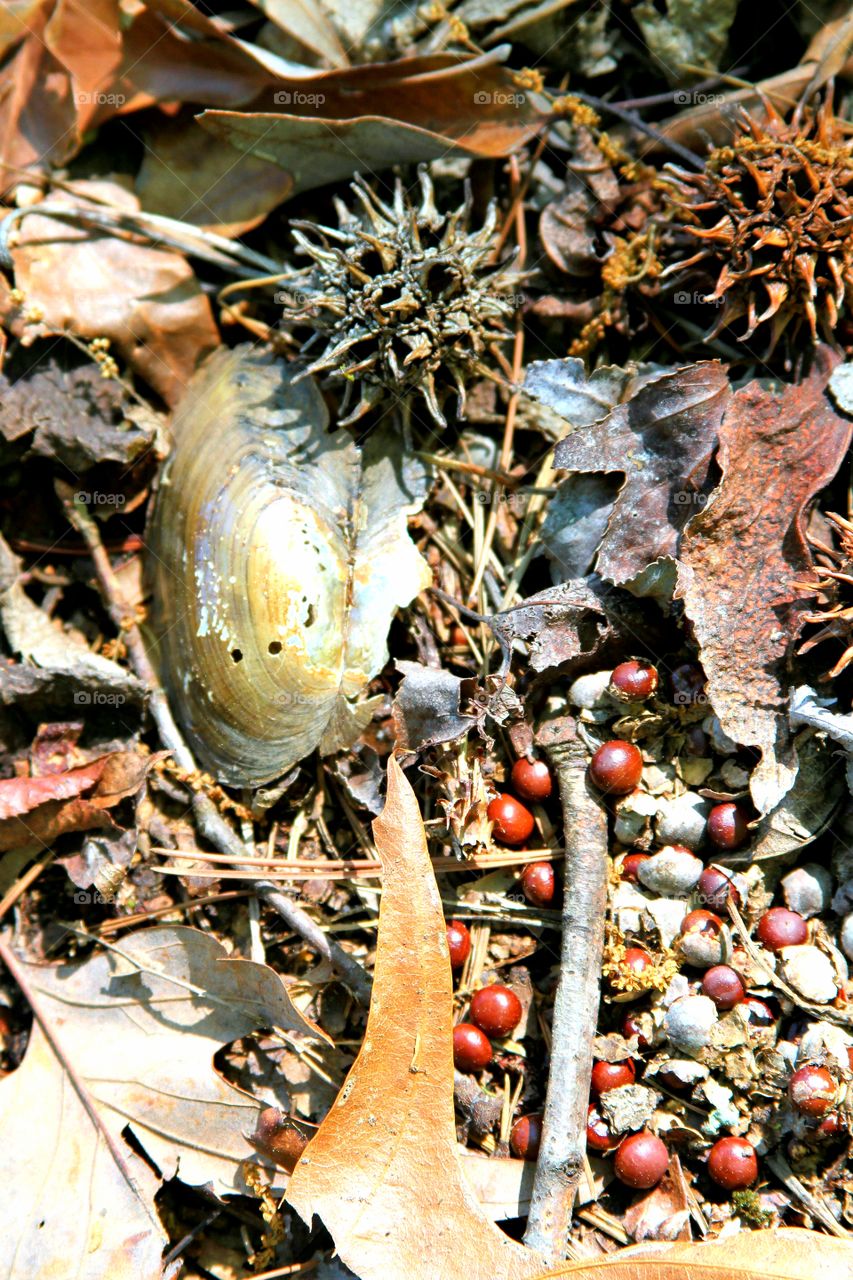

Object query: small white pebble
[781,863,832,919]
[780,945,837,1004]
[798,1021,853,1069]
[567,669,613,709]
[655,792,710,850]
[638,846,703,897]
[664,994,717,1053]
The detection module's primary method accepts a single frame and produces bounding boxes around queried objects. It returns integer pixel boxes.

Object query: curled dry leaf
[677,350,852,814]
[2,180,219,406]
[148,345,431,787]
[200,50,549,196]
[392,660,479,754]
[539,1226,853,1279]
[526,360,730,591]
[286,757,542,1280]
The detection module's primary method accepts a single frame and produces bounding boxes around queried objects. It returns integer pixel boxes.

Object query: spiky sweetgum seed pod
[658,97,853,351]
[283,166,520,427]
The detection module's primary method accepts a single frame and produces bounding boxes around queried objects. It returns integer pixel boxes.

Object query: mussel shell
[147,345,430,787]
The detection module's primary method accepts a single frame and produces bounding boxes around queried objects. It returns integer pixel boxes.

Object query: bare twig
[523,715,609,1262]
[54,481,372,1007]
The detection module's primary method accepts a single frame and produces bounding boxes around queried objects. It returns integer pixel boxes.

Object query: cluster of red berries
[485,756,557,909]
[452,981,524,1072]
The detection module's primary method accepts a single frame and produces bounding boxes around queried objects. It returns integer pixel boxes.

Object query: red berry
[586,1103,620,1151]
[740,996,776,1028]
[521,862,556,907]
[681,909,723,937]
[818,1112,845,1137]
[756,907,808,952]
[622,948,651,977]
[591,1059,636,1097]
[788,1065,836,1117]
[610,660,659,701]
[620,853,650,882]
[446,920,471,969]
[450,625,468,648]
[707,802,750,850]
[511,758,553,802]
[487,793,534,846]
[671,662,706,706]
[453,1023,492,1072]
[614,1132,669,1189]
[702,965,746,1010]
[470,984,523,1039]
[250,1108,309,1171]
[589,740,643,795]
[697,866,743,911]
[707,1136,758,1190]
[621,1011,653,1050]
[510,1113,543,1161]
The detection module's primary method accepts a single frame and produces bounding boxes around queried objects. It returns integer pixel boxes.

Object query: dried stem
[54,481,372,1007]
[523,715,608,1262]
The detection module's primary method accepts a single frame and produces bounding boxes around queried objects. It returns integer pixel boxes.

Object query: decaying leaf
[0,1020,170,1280]
[491,579,658,677]
[0,357,158,471]
[539,1226,853,1278]
[790,685,853,795]
[677,350,852,813]
[0,750,150,852]
[748,730,845,867]
[148,345,432,787]
[0,532,146,707]
[392,660,479,754]
[286,757,543,1280]
[526,360,730,591]
[0,925,326,1247]
[1,180,220,406]
[199,50,549,196]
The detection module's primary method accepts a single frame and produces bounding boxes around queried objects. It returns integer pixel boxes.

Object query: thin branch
[523,715,609,1262]
[54,480,373,1007]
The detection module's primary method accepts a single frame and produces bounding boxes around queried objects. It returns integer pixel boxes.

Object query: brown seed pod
[147,345,430,787]
[282,167,520,426]
[659,97,853,350]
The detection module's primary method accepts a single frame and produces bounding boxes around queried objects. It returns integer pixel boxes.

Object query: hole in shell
[230,648,243,663]
[305,604,316,627]
[268,641,282,655]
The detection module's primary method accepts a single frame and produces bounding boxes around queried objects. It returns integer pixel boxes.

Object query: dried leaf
[247,0,350,67]
[392,661,479,754]
[492,579,654,677]
[0,1021,169,1280]
[0,927,325,1224]
[286,756,542,1280]
[2,180,219,406]
[0,360,158,470]
[677,351,852,813]
[200,50,548,195]
[527,361,730,590]
[135,114,294,237]
[0,751,149,851]
[748,730,845,866]
[540,1226,853,1278]
[0,532,146,704]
